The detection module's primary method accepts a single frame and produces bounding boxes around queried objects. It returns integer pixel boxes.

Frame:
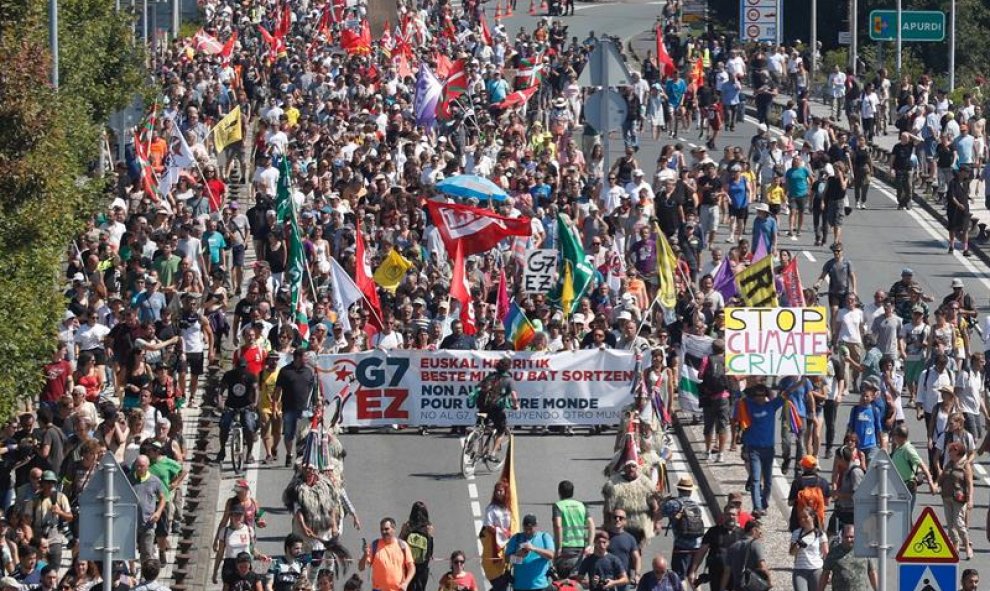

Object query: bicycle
[228,410,246,474]
[913,528,942,554]
[460,413,507,478]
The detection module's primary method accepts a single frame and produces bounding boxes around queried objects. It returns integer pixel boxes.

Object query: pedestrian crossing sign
[899,564,957,591]
[895,507,959,563]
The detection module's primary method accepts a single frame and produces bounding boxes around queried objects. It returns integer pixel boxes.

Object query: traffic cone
[494,0,502,20]
[505,0,513,17]
[528,0,536,15]
[540,0,547,11]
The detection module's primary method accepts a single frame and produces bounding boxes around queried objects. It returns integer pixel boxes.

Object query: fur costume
[602,472,657,541]
[283,471,340,535]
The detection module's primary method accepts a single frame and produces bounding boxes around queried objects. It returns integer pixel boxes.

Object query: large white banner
[316,349,638,427]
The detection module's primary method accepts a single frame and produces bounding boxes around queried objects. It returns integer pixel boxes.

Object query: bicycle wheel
[483,431,507,472]
[460,429,481,478]
[230,425,244,474]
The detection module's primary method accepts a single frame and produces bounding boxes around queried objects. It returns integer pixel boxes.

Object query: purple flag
[712,260,738,301]
[413,63,442,129]
[751,231,769,262]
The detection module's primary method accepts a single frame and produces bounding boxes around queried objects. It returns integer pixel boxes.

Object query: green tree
[0,2,144,419]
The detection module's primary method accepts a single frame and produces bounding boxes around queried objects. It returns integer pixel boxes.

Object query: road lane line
[802,250,816,262]
[468,482,479,499]
[667,436,715,527]
[471,500,483,518]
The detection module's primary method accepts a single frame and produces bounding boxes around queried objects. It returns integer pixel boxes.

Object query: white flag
[329,256,363,332]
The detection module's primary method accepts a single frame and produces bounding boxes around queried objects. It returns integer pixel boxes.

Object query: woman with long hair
[73,352,104,404]
[400,502,435,591]
[789,507,827,591]
[480,481,512,591]
[121,349,152,411]
[59,559,102,591]
[937,441,974,559]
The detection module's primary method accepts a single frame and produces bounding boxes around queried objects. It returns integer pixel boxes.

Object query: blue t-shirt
[720,81,741,106]
[205,231,227,264]
[848,403,883,450]
[779,376,813,418]
[505,531,555,590]
[954,135,975,166]
[751,216,777,252]
[487,78,509,103]
[785,166,811,198]
[134,291,167,324]
[742,397,784,448]
[727,177,749,209]
[665,78,687,107]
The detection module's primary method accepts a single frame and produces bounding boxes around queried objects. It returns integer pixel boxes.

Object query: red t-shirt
[206,178,227,212]
[233,346,267,376]
[41,360,72,404]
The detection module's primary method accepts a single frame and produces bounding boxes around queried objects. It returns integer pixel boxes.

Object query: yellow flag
[561,261,574,318]
[655,224,677,309]
[734,254,779,307]
[211,106,243,152]
[373,248,412,293]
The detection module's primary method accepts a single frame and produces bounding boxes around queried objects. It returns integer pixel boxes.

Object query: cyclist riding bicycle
[216,356,260,465]
[470,358,519,454]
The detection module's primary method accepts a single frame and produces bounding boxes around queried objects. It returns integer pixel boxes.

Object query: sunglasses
[452,560,466,564]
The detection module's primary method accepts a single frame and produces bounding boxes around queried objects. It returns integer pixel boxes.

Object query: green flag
[275,157,308,338]
[554,214,595,314]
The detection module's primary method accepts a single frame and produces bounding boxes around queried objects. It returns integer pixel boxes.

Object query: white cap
[571,313,586,324]
[754,202,770,213]
[758,123,768,132]
[617,311,632,321]
[824,163,835,176]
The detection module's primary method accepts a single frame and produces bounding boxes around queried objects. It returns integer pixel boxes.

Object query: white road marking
[468,482,480,499]
[973,462,990,487]
[667,434,715,527]
[802,250,816,262]
[472,500,483,518]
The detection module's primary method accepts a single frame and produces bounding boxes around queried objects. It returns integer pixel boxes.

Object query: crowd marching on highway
[11,0,990,590]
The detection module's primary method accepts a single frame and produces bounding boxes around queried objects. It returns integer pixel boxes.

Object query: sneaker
[964,249,972,257]
[790,233,798,241]
[781,459,792,473]
[949,247,955,254]
[786,231,793,238]
[706,449,715,461]
[214,453,225,465]
[824,448,833,459]
[284,456,292,468]
[715,452,724,463]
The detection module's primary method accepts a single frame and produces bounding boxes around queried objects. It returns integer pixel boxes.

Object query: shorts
[788,196,807,213]
[232,244,246,267]
[702,398,731,436]
[924,138,937,158]
[769,203,781,216]
[826,202,845,226]
[700,205,720,235]
[155,512,171,538]
[480,406,508,434]
[729,205,749,221]
[83,348,108,366]
[282,409,303,444]
[221,558,239,586]
[904,359,925,385]
[828,292,849,309]
[186,352,205,376]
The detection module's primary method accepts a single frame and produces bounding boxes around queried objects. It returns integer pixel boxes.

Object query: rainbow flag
[503,301,536,350]
[786,399,804,434]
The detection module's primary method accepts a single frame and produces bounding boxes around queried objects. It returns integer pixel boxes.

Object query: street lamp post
[49,0,58,88]
[949,0,956,91]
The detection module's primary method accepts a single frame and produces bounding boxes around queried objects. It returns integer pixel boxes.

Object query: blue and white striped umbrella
[435,174,509,202]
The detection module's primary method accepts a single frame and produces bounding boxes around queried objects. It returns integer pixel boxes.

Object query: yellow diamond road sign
[895,507,959,563]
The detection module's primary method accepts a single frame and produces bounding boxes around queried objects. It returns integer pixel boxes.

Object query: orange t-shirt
[370,538,414,591]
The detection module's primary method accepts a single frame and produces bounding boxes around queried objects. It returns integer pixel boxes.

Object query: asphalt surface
[206,3,990,589]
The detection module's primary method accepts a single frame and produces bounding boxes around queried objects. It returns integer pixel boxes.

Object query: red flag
[494,85,538,109]
[438,59,467,119]
[395,54,414,79]
[426,200,533,257]
[779,258,806,307]
[354,218,384,329]
[219,30,238,62]
[341,20,372,54]
[450,241,477,335]
[275,2,292,38]
[435,53,454,79]
[655,25,675,77]
[193,28,224,54]
[495,269,510,322]
[479,14,494,46]
[133,130,160,203]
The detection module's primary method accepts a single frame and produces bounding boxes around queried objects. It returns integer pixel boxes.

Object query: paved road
[205,3,990,589]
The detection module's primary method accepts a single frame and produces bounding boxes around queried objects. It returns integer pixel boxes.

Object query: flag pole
[630,297,659,350]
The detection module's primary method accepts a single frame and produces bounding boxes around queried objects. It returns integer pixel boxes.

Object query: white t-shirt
[861,92,879,119]
[790,528,826,570]
[372,330,404,351]
[836,308,864,344]
[253,165,280,197]
[76,323,111,351]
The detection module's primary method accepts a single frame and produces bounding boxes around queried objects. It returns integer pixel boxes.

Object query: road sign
[838,31,852,46]
[77,452,141,562]
[896,507,959,563]
[583,89,627,134]
[899,564,957,591]
[852,449,913,558]
[739,0,779,44]
[576,40,630,88]
[869,10,945,42]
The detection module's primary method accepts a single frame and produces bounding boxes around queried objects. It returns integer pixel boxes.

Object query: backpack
[673,499,705,539]
[795,482,826,527]
[405,531,430,564]
[699,355,729,401]
[476,374,506,410]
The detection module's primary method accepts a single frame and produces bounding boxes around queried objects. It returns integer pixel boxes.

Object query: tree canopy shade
[0,1,145,418]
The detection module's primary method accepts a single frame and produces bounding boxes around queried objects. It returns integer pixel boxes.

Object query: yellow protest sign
[734,255,778,307]
[211,106,243,152]
[725,307,829,376]
[373,249,413,293]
